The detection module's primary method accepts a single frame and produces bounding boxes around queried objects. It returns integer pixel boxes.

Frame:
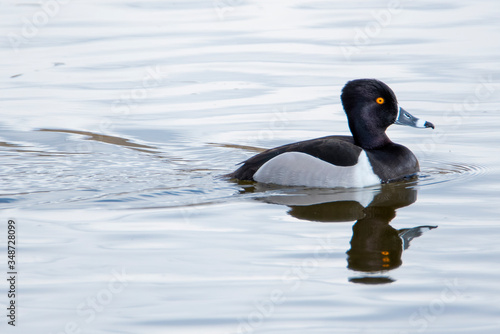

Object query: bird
[229,79,434,188]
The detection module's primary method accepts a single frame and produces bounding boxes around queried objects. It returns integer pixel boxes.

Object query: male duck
[230,79,434,188]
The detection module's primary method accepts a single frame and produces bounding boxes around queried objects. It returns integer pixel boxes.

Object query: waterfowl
[230,79,434,188]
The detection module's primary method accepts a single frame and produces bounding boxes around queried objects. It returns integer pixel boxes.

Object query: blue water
[1,1,500,333]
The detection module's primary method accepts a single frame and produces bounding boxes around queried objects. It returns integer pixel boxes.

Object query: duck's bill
[395,107,434,129]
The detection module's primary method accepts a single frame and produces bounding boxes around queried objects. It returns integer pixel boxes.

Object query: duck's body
[230,79,434,188]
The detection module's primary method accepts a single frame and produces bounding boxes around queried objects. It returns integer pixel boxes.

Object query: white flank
[253,151,380,188]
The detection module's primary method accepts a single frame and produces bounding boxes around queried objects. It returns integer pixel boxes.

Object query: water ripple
[418,159,487,186]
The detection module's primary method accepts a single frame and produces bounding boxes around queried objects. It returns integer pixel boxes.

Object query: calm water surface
[1,1,500,333]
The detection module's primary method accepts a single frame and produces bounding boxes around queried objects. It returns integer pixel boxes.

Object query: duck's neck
[348,119,392,150]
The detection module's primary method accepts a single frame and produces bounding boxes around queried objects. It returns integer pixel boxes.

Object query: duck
[229,79,434,188]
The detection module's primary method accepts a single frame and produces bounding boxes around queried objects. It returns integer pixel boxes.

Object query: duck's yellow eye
[376,97,385,104]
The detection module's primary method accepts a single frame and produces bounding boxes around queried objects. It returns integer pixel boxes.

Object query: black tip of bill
[395,107,435,130]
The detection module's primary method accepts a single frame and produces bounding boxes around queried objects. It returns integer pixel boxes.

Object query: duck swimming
[229,79,434,188]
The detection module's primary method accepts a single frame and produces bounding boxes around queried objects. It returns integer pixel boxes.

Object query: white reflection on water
[2,0,500,333]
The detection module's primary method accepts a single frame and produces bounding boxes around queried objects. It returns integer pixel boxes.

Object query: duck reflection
[241,182,436,284]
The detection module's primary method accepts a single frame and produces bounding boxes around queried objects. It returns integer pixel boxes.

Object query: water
[1,0,500,333]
